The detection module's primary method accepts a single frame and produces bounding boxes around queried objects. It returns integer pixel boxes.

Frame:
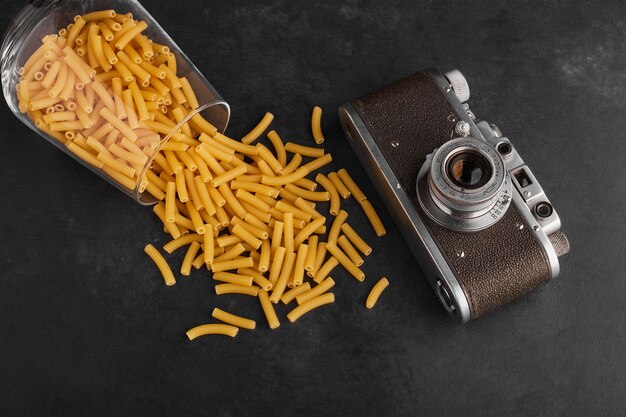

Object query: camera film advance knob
[444,69,470,103]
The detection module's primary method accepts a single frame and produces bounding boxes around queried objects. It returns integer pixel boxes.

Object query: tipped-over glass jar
[1,0,230,204]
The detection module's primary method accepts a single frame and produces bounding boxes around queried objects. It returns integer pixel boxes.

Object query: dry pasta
[186,323,239,340]
[19,11,395,339]
[212,308,256,330]
[366,277,389,309]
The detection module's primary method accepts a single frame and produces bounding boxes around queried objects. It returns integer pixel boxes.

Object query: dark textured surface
[0,1,625,416]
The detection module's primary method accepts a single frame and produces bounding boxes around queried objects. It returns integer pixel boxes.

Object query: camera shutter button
[444,69,470,103]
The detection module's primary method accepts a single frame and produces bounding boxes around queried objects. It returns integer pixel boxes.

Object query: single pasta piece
[238,267,273,291]
[186,323,239,340]
[280,282,311,304]
[163,233,203,253]
[341,223,372,256]
[241,112,274,144]
[327,210,348,244]
[212,308,256,330]
[314,256,338,284]
[337,168,367,203]
[203,226,215,266]
[315,173,340,215]
[267,130,287,166]
[180,241,201,276]
[311,106,324,144]
[361,200,386,237]
[287,293,334,323]
[296,277,335,305]
[213,272,253,286]
[269,246,287,286]
[284,142,324,158]
[258,290,280,329]
[144,244,176,286]
[270,251,296,303]
[290,243,308,287]
[366,277,390,309]
[304,235,318,272]
[215,283,260,296]
[211,257,254,273]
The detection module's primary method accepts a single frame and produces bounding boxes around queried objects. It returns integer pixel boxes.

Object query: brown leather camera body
[341,69,568,320]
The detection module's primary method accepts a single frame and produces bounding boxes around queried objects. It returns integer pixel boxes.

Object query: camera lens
[446,150,493,189]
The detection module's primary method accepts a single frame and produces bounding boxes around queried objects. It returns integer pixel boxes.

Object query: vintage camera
[338,69,569,322]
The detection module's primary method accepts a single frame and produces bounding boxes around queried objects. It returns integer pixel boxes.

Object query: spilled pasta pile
[15,10,391,339]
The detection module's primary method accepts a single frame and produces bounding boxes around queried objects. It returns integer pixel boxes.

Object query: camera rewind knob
[444,69,470,103]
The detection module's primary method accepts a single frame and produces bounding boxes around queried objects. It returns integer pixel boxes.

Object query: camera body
[338,69,569,322]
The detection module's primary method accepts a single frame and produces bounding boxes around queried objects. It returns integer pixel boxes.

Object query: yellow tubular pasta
[309,242,327,278]
[326,242,365,282]
[217,185,245,219]
[270,221,284,257]
[294,197,323,220]
[180,241,201,276]
[281,282,311,304]
[314,256,338,284]
[114,20,148,50]
[284,183,329,203]
[235,189,271,212]
[154,203,181,239]
[165,182,177,223]
[211,132,257,155]
[311,106,324,144]
[269,246,286,285]
[261,167,309,187]
[215,283,259,296]
[231,224,262,250]
[283,212,294,253]
[366,277,390,309]
[293,217,326,248]
[341,223,372,256]
[304,235,318,271]
[284,142,324,158]
[193,176,216,215]
[327,210,348,244]
[188,148,213,182]
[241,112,274,144]
[258,290,280,329]
[212,308,256,330]
[203,225,214,265]
[214,243,246,263]
[100,107,137,141]
[179,77,199,109]
[301,153,332,173]
[164,151,183,174]
[186,324,239,340]
[270,251,296,303]
[297,277,335,305]
[183,170,206,211]
[337,168,367,203]
[328,172,351,199]
[213,272,253,286]
[66,142,104,168]
[96,152,135,178]
[82,9,116,21]
[91,34,111,72]
[238,268,272,291]
[230,180,279,198]
[337,235,364,267]
[361,200,387,237]
[185,201,205,234]
[278,153,302,176]
[117,51,150,85]
[259,239,271,273]
[144,244,176,286]
[267,130,287,166]
[66,16,86,47]
[59,69,76,101]
[41,60,60,88]
[128,80,149,120]
[210,165,247,188]
[174,172,188,202]
[163,233,203,253]
[291,243,308,287]
[287,292,334,323]
[256,144,283,173]
[48,61,68,98]
[209,186,226,207]
[211,257,254,273]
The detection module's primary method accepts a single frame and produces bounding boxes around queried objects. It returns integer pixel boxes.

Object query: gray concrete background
[0,0,624,415]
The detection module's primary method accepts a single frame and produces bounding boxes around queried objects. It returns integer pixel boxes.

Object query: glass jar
[1,0,230,204]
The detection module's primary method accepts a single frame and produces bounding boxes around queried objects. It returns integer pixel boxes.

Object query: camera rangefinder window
[446,150,492,189]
